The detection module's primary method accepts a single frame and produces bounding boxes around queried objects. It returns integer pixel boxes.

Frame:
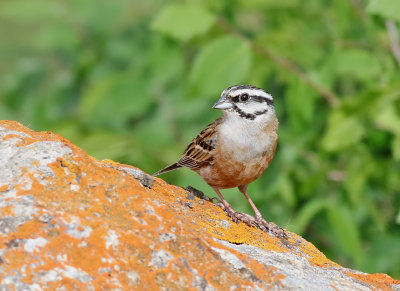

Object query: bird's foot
[212,197,223,205]
[185,186,211,202]
[255,216,286,238]
[223,206,240,223]
[219,204,286,238]
[220,204,250,224]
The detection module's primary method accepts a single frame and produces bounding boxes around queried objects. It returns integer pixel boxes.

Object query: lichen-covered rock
[0,120,399,290]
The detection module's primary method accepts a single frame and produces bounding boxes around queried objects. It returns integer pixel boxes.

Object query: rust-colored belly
[198,140,277,189]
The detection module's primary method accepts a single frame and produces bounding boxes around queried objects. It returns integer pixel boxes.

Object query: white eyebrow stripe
[229,88,273,100]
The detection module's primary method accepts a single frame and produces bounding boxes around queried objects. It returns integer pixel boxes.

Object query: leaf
[79,71,152,129]
[321,110,365,152]
[70,0,125,34]
[49,121,136,161]
[290,199,327,234]
[344,147,373,205]
[276,173,296,207]
[327,205,362,265]
[0,106,15,121]
[361,233,400,274]
[190,36,252,97]
[374,105,400,136]
[0,0,63,22]
[366,0,400,22]
[149,36,185,87]
[151,3,215,41]
[77,131,135,161]
[392,135,400,161]
[396,208,400,225]
[285,77,316,132]
[363,196,386,232]
[239,0,299,9]
[36,23,79,51]
[332,49,381,82]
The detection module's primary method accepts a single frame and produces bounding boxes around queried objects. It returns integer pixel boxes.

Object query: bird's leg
[238,185,285,236]
[212,188,253,223]
[238,185,263,221]
[212,188,238,222]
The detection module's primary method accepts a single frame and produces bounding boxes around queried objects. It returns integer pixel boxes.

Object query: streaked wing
[177,118,222,170]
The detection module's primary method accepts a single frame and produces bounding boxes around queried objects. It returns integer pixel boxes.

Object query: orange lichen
[347,272,399,290]
[0,205,14,216]
[1,121,69,146]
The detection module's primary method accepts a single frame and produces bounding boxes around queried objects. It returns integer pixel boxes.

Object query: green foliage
[321,110,365,151]
[190,36,252,96]
[367,0,400,21]
[327,203,362,265]
[151,3,215,41]
[1,0,400,278]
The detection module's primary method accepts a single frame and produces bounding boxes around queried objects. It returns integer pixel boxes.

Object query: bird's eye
[239,93,249,102]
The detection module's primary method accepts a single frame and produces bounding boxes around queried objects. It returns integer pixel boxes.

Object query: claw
[224,207,239,223]
[221,208,286,237]
[211,197,222,204]
[212,187,287,238]
[255,216,286,237]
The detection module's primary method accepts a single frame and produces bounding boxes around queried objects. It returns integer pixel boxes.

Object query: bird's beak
[212,97,233,110]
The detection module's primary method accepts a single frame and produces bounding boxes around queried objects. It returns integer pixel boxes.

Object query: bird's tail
[153,162,182,176]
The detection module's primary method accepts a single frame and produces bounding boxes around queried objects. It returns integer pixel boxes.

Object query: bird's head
[213,85,275,122]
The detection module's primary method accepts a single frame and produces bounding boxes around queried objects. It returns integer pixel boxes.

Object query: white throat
[218,110,277,162]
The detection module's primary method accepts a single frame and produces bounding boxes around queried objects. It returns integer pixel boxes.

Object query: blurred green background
[1,0,400,278]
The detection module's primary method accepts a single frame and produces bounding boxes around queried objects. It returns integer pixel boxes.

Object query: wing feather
[177,118,221,170]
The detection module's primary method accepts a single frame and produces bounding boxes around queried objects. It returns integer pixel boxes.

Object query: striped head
[213,85,275,123]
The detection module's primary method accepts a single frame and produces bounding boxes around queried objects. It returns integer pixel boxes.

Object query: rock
[0,120,399,290]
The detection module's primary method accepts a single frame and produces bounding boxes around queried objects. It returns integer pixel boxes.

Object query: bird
[153,85,284,236]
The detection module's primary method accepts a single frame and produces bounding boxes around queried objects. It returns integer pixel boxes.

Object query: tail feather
[153,162,182,176]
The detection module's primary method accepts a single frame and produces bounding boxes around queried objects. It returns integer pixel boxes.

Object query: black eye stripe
[232,96,240,102]
[230,94,273,105]
[251,95,274,105]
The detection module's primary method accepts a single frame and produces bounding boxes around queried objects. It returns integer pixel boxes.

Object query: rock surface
[0,120,399,290]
